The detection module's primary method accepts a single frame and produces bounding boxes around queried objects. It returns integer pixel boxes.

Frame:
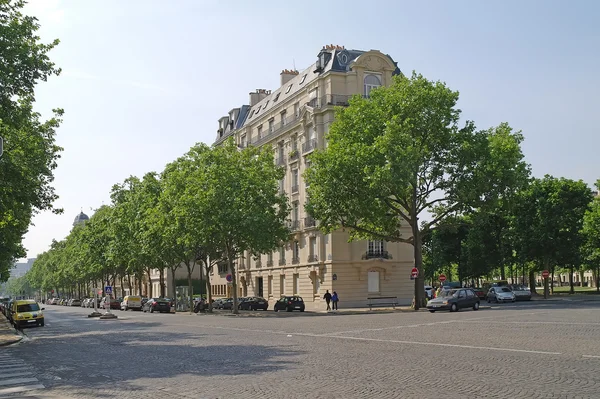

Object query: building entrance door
[257,277,264,297]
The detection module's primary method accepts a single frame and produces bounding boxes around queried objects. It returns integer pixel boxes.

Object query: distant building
[12,258,36,278]
[73,211,89,227]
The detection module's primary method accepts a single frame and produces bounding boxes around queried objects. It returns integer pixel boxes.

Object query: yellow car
[11,300,45,328]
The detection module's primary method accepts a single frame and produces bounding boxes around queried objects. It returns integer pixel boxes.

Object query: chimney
[249,89,271,106]
[280,69,299,86]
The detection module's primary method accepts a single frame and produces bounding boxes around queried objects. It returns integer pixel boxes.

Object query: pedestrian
[323,290,332,311]
[331,291,339,310]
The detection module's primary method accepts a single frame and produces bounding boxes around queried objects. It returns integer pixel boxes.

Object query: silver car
[510,284,532,301]
[487,287,516,303]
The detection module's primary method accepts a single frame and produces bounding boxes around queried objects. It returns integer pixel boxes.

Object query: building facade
[212,45,416,309]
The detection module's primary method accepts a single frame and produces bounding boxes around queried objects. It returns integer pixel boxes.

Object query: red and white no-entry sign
[541,270,550,279]
[438,274,447,282]
[411,268,419,278]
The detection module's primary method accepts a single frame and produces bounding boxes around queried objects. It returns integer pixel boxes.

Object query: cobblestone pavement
[2,301,600,399]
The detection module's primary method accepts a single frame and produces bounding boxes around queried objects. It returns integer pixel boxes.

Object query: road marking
[582,355,600,359]
[0,377,38,386]
[0,354,45,397]
[0,384,45,396]
[329,320,455,335]
[460,320,600,326]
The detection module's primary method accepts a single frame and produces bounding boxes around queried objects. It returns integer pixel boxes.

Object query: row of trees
[0,0,64,281]
[24,142,290,313]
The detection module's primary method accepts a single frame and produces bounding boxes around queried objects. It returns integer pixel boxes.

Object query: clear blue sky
[20,0,600,260]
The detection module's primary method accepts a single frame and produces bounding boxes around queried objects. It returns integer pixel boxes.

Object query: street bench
[367,296,398,310]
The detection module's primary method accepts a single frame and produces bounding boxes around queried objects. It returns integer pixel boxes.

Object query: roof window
[285,84,292,94]
[274,93,280,102]
[299,74,307,84]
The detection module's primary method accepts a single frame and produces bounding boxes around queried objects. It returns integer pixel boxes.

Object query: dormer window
[299,74,307,84]
[364,74,382,97]
[264,100,269,109]
[249,110,255,119]
[285,84,292,94]
[274,93,280,102]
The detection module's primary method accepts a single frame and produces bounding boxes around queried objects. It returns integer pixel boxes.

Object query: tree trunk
[170,267,177,299]
[120,276,125,297]
[204,262,213,313]
[146,268,152,298]
[126,275,132,295]
[411,222,425,310]
[569,264,575,294]
[227,248,239,314]
[186,263,193,313]
[529,269,537,294]
[159,269,165,298]
[596,266,600,292]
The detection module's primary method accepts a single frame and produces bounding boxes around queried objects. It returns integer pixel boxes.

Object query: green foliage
[0,0,63,280]
[583,180,600,265]
[305,72,529,307]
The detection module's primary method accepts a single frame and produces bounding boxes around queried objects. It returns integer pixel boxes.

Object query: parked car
[70,299,81,307]
[274,296,305,312]
[471,287,487,300]
[10,300,45,328]
[142,298,172,313]
[487,286,516,303]
[121,295,143,311]
[509,284,532,301]
[239,296,269,311]
[424,286,434,299]
[100,297,120,310]
[426,288,480,313]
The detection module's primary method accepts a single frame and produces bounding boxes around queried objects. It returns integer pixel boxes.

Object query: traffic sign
[411,268,419,279]
[439,274,447,282]
[104,286,113,294]
[226,274,232,282]
[541,270,550,279]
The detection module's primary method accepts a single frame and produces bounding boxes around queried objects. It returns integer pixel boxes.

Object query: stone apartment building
[211,45,416,309]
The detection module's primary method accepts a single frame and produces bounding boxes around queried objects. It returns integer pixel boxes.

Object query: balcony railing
[292,257,300,265]
[251,112,302,147]
[304,216,316,228]
[362,250,393,260]
[302,139,317,154]
[308,254,318,262]
[266,259,274,267]
[279,258,286,266]
[255,259,262,268]
[306,94,356,109]
[276,156,286,166]
[291,185,299,194]
[289,149,300,162]
[307,97,319,108]
[289,220,301,231]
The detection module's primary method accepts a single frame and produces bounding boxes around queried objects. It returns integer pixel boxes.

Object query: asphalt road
[1,300,600,398]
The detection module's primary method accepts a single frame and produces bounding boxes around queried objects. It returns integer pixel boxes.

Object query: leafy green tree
[305,73,529,308]
[513,176,593,293]
[583,180,600,291]
[0,0,63,280]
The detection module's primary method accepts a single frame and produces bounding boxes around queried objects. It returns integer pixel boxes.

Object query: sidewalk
[531,293,600,302]
[0,312,22,346]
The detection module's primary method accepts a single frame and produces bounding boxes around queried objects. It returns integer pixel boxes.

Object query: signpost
[542,270,550,299]
[410,267,419,280]
[99,286,117,319]
[88,287,102,318]
[438,274,447,283]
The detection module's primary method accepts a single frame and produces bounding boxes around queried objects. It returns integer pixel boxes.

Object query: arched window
[364,74,381,97]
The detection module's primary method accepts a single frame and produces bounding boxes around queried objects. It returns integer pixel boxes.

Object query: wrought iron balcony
[304,216,316,228]
[308,254,318,262]
[362,250,392,260]
[302,139,317,154]
[289,220,301,231]
[291,185,299,194]
[266,259,274,267]
[292,257,300,265]
[279,258,286,266]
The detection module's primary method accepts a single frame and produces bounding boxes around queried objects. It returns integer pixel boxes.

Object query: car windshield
[500,288,512,293]
[17,303,40,312]
[438,290,456,298]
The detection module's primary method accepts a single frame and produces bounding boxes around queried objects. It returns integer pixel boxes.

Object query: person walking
[331,291,339,310]
[323,290,332,311]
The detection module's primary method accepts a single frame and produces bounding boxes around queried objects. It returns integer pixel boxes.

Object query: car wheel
[274,308,278,312]
[39,319,45,327]
[429,310,435,313]
[473,302,480,311]
[124,306,128,311]
[450,303,458,312]
[150,308,154,313]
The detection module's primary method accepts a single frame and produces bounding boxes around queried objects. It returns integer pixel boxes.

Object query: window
[274,93,280,102]
[294,102,300,117]
[293,241,300,262]
[278,177,285,192]
[281,110,287,126]
[268,276,273,296]
[293,274,299,295]
[256,105,262,113]
[309,237,317,261]
[292,201,299,222]
[292,136,298,152]
[286,84,293,94]
[368,271,380,293]
[280,275,285,295]
[17,303,40,312]
[264,100,269,108]
[257,126,262,139]
[364,74,381,97]
[292,169,299,193]
[279,246,285,260]
[268,119,274,133]
[249,110,255,119]
[240,134,247,148]
[299,74,307,84]
[368,240,384,253]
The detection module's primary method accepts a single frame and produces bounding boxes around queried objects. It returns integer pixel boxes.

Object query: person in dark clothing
[331,291,339,310]
[323,290,332,311]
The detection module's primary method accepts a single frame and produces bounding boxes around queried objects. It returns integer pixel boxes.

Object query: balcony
[307,97,319,108]
[251,112,302,147]
[255,259,262,268]
[304,216,316,228]
[279,258,286,266]
[266,259,274,267]
[291,185,299,194]
[306,94,355,109]
[289,220,301,231]
[289,149,300,162]
[292,257,300,265]
[362,250,393,260]
[302,139,317,154]
[276,156,286,166]
[308,254,318,262]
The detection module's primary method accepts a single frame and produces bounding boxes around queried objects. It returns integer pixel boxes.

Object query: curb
[0,319,23,347]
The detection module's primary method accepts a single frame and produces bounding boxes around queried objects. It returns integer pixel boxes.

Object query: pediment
[351,51,396,72]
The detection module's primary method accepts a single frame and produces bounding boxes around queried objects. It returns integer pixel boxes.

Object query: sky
[17,0,600,261]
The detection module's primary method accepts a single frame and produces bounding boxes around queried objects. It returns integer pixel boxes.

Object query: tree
[512,176,593,293]
[305,73,529,308]
[583,180,600,291]
[194,140,289,314]
[0,0,63,280]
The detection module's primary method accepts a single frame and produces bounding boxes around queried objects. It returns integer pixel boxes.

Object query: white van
[120,295,142,311]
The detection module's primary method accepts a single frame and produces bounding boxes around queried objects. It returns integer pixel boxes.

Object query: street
[1,301,600,398]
